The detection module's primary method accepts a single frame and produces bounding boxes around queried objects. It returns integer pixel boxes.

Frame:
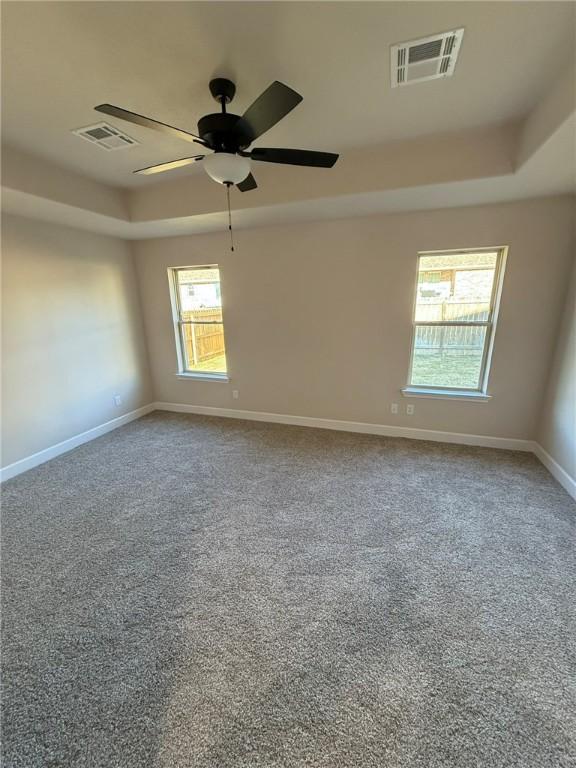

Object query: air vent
[72,122,139,150]
[391,29,464,87]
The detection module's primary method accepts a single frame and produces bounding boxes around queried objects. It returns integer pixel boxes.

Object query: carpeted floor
[2,411,575,768]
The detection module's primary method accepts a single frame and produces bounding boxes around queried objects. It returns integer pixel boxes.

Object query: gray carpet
[2,411,575,768]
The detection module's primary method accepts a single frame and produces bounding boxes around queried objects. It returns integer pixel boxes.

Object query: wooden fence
[181,308,225,365]
[179,302,487,364]
[416,300,488,322]
[415,302,488,354]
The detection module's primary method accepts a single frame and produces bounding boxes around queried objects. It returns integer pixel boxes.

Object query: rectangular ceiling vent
[391,29,464,87]
[72,122,139,150]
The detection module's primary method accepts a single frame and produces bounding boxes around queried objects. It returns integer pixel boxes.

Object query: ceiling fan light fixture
[203,152,251,185]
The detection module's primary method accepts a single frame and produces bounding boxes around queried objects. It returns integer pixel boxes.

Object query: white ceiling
[2,1,575,188]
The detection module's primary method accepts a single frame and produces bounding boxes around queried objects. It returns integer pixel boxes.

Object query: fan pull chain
[225,183,235,252]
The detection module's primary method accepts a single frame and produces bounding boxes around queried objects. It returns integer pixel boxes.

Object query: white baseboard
[154,402,575,499]
[533,443,576,500]
[4,402,573,502]
[153,401,534,452]
[0,404,155,482]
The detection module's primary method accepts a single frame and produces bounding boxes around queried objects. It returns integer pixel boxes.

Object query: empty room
[1,1,575,766]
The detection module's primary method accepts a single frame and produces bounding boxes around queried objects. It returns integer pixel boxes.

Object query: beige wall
[2,195,573,469]
[134,195,574,441]
[538,248,576,477]
[1,214,152,466]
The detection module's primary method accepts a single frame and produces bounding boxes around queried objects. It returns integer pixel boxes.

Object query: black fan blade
[235,82,302,143]
[133,156,205,175]
[95,104,204,145]
[249,148,339,168]
[237,173,258,192]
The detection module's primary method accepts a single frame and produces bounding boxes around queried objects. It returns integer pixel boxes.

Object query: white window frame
[168,265,229,382]
[403,246,507,400]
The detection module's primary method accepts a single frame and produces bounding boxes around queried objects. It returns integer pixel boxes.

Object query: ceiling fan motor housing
[197,113,252,152]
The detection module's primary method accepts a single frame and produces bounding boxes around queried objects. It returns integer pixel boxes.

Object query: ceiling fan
[95,78,339,191]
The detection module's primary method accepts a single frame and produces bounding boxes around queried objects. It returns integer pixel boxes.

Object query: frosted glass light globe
[203,152,251,185]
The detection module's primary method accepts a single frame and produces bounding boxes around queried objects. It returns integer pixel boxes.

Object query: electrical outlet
[113,394,122,407]
[232,389,239,400]
[406,404,415,415]
[390,403,398,414]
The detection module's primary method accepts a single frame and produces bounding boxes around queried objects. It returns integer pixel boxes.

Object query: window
[406,248,506,395]
[170,266,227,378]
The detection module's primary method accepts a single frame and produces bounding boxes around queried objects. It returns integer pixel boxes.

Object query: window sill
[401,387,491,402]
[175,372,229,383]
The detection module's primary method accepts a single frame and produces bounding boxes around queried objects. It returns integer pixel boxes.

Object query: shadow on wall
[1,215,151,466]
